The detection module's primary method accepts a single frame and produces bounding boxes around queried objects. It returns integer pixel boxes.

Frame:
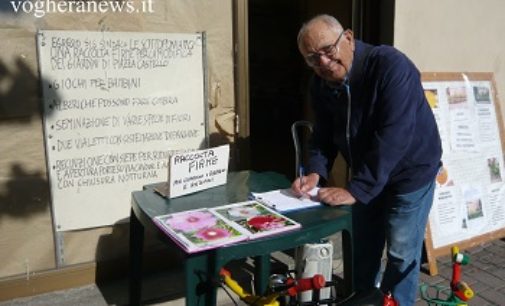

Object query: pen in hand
[298,166,308,198]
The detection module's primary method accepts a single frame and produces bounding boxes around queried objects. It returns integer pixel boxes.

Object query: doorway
[247,0,353,179]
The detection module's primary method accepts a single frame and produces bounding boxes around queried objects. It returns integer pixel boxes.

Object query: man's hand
[317,187,356,206]
[291,173,320,197]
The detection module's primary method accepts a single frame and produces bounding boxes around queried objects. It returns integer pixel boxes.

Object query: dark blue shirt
[308,40,442,204]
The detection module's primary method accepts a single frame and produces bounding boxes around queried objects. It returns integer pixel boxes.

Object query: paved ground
[415,238,505,306]
[1,238,504,306]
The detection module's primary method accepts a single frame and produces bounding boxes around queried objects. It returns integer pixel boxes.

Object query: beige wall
[0,0,235,280]
[394,0,505,119]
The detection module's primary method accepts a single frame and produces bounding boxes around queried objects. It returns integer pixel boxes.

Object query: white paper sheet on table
[250,188,321,212]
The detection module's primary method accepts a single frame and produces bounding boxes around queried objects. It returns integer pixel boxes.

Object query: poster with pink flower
[154,201,301,253]
[154,208,247,253]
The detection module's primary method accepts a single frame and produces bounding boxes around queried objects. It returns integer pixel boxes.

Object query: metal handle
[291,120,313,178]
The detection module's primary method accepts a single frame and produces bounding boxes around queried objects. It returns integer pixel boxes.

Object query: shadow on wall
[0,58,40,120]
[0,163,49,217]
[0,57,56,218]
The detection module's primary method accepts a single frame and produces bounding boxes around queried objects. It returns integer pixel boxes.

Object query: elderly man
[291,14,442,306]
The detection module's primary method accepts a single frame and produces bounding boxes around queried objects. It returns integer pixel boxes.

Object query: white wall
[394,0,505,120]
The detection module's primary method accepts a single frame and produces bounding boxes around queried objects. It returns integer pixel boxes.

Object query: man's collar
[325,78,348,90]
[348,40,368,86]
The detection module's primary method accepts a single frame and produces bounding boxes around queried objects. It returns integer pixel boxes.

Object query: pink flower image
[195,227,231,241]
[247,215,286,231]
[166,211,217,232]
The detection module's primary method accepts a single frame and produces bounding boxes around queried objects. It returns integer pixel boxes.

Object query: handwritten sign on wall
[168,145,229,198]
[37,30,207,231]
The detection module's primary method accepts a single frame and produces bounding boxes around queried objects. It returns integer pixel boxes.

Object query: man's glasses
[305,30,345,67]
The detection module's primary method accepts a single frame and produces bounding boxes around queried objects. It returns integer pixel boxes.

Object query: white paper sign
[37,30,207,231]
[168,145,229,198]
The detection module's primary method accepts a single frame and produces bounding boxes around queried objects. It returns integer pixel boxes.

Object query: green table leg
[129,208,144,306]
[342,228,354,296]
[185,253,213,306]
[253,255,271,295]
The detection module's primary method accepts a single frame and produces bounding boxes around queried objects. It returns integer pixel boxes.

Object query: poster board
[422,72,505,275]
[37,30,208,231]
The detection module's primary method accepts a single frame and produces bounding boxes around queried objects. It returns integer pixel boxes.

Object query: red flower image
[195,227,231,241]
[247,215,286,231]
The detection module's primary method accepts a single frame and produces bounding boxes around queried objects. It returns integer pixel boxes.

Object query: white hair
[297,14,343,48]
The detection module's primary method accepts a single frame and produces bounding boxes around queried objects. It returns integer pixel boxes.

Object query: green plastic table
[129,170,353,306]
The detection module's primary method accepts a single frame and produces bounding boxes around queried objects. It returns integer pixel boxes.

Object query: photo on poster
[436,165,454,187]
[463,186,484,220]
[446,86,468,107]
[473,86,491,105]
[487,157,502,183]
[466,199,484,220]
[424,88,439,109]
